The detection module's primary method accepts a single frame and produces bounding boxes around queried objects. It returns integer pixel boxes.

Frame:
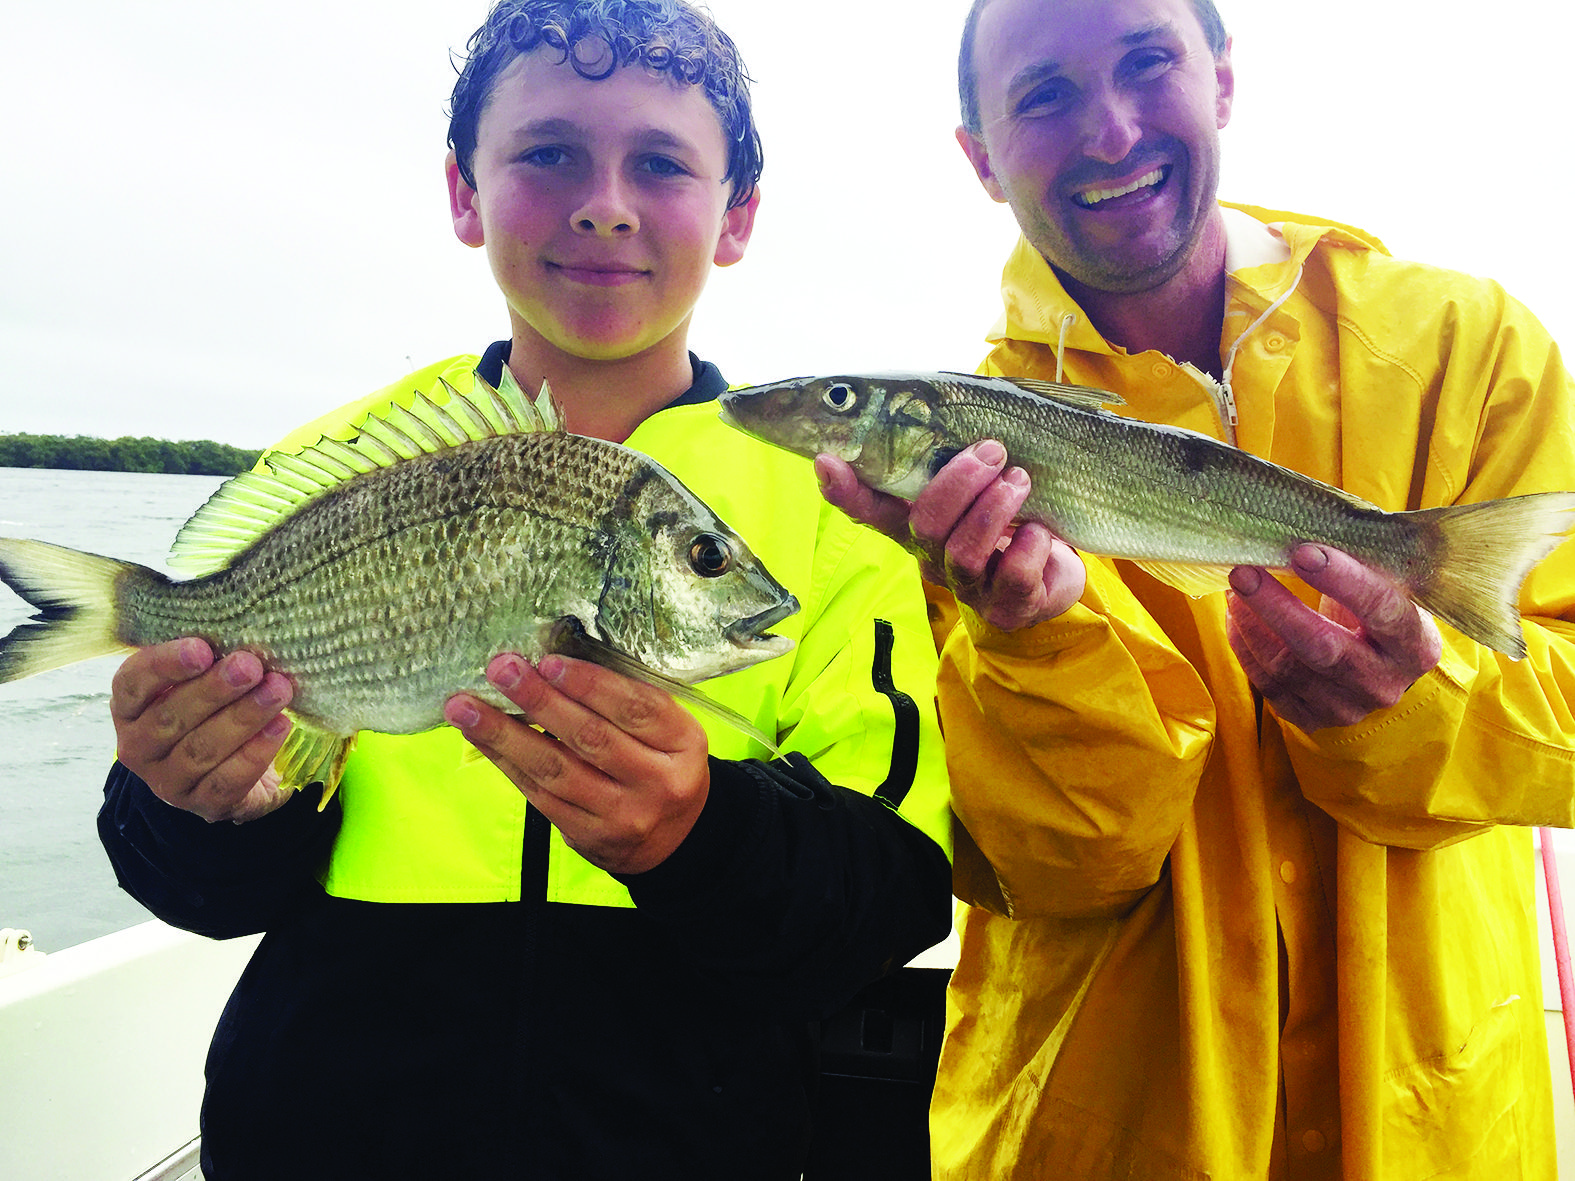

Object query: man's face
[959,0,1233,294]
[448,50,756,362]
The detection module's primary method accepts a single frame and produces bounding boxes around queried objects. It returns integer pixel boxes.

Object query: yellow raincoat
[929,204,1575,1180]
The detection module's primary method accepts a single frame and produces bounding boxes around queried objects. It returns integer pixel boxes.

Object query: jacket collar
[986,202,1386,354]
[475,340,728,409]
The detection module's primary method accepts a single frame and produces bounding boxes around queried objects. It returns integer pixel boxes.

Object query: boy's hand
[1226,543,1443,733]
[815,443,1085,631]
[444,654,711,875]
[110,639,296,824]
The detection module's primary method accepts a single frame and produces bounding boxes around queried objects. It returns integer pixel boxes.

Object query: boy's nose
[571,173,639,236]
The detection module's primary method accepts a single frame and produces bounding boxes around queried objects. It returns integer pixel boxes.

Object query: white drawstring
[1218,266,1303,429]
[1055,312,1076,384]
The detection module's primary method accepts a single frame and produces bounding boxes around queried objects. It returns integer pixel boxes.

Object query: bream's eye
[823,383,857,412]
[688,533,733,578]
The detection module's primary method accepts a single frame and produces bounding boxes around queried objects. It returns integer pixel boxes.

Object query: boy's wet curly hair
[449,0,763,209]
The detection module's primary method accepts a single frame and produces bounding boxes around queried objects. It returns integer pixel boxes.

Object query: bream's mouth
[727,595,800,649]
[1071,165,1171,210]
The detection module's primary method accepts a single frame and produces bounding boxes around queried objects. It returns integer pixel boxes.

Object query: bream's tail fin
[0,538,137,683]
[1409,491,1575,660]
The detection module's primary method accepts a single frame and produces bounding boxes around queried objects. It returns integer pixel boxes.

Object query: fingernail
[447,699,481,729]
[1003,466,1029,488]
[222,653,261,689]
[489,657,523,691]
[1293,544,1328,572]
[251,676,289,709]
[261,713,293,739]
[538,655,565,684]
[813,455,834,490]
[974,440,1007,467]
[178,638,211,672]
[1229,566,1261,595]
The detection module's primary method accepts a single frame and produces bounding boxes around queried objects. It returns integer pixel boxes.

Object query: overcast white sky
[3,1,1571,447]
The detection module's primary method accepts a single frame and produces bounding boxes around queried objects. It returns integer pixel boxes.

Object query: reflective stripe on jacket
[930,205,1575,1180]
[262,354,951,906]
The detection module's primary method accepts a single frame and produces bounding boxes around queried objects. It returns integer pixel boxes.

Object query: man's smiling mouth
[1071,166,1171,209]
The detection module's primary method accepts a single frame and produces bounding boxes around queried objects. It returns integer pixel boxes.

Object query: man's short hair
[449,0,763,209]
[958,0,1229,133]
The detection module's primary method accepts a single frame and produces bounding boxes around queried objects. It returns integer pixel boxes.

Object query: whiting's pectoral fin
[1131,559,1235,599]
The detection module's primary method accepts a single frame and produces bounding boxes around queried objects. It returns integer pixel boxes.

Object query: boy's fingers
[445,690,604,817]
[185,713,295,823]
[166,673,295,782]
[110,638,215,722]
[530,655,688,754]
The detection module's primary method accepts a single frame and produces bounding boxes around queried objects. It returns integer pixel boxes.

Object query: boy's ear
[713,187,761,268]
[446,150,485,248]
[956,126,1007,204]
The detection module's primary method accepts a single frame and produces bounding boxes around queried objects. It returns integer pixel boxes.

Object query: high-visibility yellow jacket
[929,205,1575,1180]
[99,346,953,1177]
[263,350,953,906]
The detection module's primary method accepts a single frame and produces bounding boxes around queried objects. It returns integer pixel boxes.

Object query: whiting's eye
[823,383,857,412]
[688,533,733,578]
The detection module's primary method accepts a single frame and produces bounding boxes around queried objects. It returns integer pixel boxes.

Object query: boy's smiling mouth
[548,261,652,286]
[1071,165,1172,210]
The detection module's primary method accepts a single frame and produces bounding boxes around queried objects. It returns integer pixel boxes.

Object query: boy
[99,3,952,1178]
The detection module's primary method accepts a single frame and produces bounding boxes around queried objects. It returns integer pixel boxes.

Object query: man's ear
[956,126,1007,203]
[446,150,485,248]
[713,186,761,267]
[1215,38,1235,129]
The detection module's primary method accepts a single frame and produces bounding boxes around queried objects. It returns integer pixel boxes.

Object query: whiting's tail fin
[1409,492,1575,660]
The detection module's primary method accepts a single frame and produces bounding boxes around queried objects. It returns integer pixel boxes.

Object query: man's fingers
[815,455,912,544]
[1289,544,1441,671]
[908,441,1010,548]
[941,466,1033,585]
[1228,564,1355,676]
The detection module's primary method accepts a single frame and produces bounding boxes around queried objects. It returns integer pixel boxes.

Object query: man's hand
[110,638,296,823]
[444,654,711,875]
[816,441,1085,631]
[1227,543,1443,733]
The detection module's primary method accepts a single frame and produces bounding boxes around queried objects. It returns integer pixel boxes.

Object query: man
[819,0,1575,1176]
[98,3,951,1177]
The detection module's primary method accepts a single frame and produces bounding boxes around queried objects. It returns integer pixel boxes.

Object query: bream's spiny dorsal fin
[169,369,562,574]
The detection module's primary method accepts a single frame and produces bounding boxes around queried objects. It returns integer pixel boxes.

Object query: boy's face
[448,50,756,363]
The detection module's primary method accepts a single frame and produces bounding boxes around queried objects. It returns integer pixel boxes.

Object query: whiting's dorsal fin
[169,369,565,574]
[1007,376,1126,412]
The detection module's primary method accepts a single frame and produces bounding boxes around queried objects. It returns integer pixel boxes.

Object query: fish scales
[937,386,1422,570]
[0,371,799,800]
[719,371,1575,659]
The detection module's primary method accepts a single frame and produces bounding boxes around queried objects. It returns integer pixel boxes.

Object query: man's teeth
[1073,168,1167,208]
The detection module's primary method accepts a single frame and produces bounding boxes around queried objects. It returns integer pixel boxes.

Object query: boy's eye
[639,155,688,178]
[522,145,570,167]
